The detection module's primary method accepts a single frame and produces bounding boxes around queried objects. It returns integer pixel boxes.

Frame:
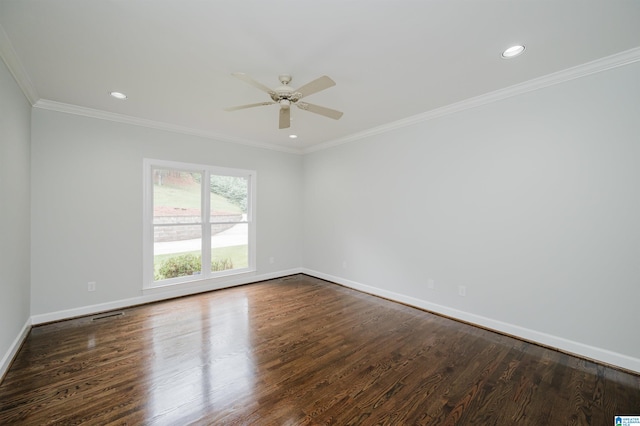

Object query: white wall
[30,109,303,317]
[302,61,640,371]
[0,56,31,376]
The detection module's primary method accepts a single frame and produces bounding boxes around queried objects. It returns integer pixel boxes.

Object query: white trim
[0,317,32,382]
[304,46,640,154]
[6,44,637,156]
[32,99,303,155]
[17,268,640,374]
[31,268,303,325]
[0,23,38,104]
[302,268,640,374]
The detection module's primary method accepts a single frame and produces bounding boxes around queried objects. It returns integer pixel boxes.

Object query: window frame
[143,158,256,290]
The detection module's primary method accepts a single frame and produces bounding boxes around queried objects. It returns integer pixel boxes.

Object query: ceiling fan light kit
[225,73,343,130]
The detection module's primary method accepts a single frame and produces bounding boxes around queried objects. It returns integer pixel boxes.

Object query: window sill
[142,268,257,297]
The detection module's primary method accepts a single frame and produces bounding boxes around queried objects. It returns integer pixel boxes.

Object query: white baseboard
[23,267,640,374]
[302,268,640,374]
[0,317,31,382]
[31,268,303,325]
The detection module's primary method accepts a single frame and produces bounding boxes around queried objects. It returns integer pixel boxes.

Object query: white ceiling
[1,0,640,153]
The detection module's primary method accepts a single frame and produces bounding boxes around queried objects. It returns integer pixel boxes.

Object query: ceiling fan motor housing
[271,74,302,104]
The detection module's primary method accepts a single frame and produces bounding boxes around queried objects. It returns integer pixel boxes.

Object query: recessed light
[502,45,525,59]
[289,134,298,139]
[109,91,127,100]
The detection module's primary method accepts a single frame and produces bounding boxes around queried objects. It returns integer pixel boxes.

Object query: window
[143,159,256,288]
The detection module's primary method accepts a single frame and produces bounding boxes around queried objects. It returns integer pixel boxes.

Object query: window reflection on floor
[148,295,254,423]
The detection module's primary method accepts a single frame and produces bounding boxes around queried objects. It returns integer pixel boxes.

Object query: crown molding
[5,14,638,158]
[304,46,640,154]
[0,23,39,104]
[33,99,304,155]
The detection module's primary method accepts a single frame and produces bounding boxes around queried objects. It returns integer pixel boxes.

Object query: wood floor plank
[1,274,639,425]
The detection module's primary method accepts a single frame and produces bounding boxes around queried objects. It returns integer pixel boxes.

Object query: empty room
[1,1,639,424]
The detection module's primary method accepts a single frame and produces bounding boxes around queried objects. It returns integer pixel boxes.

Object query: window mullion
[201,170,211,277]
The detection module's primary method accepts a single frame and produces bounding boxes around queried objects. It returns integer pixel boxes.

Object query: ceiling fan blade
[279,107,291,129]
[231,72,275,95]
[295,76,336,98]
[224,101,275,111]
[296,102,343,120]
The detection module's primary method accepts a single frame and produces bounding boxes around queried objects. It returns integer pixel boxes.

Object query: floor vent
[91,312,125,321]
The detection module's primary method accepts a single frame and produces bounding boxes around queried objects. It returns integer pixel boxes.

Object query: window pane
[210,175,247,223]
[211,223,248,272]
[154,225,202,281]
[153,168,202,225]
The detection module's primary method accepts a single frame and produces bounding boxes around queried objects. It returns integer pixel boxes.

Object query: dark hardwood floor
[1,275,639,425]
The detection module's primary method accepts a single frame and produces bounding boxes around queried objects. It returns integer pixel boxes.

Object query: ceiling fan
[225,73,343,129]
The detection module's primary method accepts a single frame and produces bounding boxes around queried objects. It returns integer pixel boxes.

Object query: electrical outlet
[427,279,435,290]
[88,281,96,292]
[269,257,275,264]
[342,260,347,269]
[458,285,466,297]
